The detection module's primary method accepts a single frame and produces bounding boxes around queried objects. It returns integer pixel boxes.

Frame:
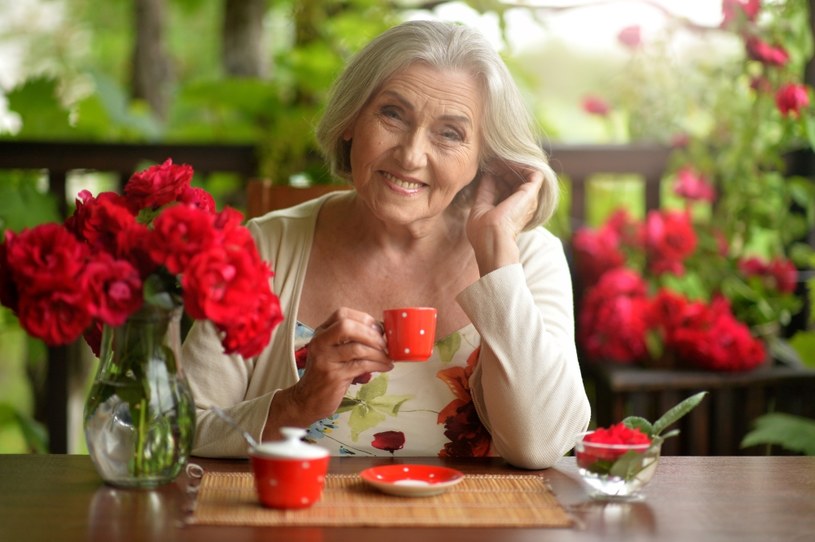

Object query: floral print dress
[294,321,494,457]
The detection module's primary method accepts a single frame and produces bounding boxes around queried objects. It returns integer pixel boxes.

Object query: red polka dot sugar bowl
[249,427,330,509]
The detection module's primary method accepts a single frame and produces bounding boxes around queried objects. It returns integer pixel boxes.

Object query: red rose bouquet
[0,159,282,358]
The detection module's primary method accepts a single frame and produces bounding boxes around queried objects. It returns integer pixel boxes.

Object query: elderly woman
[183,19,590,469]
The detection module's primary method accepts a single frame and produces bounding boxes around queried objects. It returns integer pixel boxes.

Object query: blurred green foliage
[742,412,815,455]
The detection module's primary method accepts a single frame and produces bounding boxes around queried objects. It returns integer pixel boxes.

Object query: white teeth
[384,172,423,190]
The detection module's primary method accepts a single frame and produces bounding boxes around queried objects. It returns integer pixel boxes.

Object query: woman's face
[344,62,483,228]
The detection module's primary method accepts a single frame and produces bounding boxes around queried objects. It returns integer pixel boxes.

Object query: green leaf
[652,391,708,436]
[0,403,48,453]
[0,171,61,232]
[369,394,411,417]
[622,416,654,437]
[659,429,680,440]
[436,332,461,363]
[769,336,804,367]
[789,331,815,369]
[5,77,73,138]
[741,413,815,455]
[347,403,386,442]
[608,450,648,479]
[357,374,388,402]
[336,397,359,413]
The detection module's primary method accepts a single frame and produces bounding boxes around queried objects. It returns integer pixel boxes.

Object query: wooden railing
[1,140,813,455]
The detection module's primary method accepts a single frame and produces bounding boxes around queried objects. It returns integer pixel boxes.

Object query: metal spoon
[209,406,259,449]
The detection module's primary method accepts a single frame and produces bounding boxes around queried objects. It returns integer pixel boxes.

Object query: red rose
[775,83,810,118]
[572,226,625,287]
[182,246,270,323]
[617,25,641,49]
[580,292,650,364]
[149,205,217,275]
[213,208,256,252]
[721,0,760,27]
[582,95,610,117]
[5,223,89,295]
[745,36,789,67]
[115,221,159,278]
[644,210,697,276]
[668,297,766,372]
[585,423,651,447]
[674,167,715,203]
[178,186,216,213]
[124,159,193,210]
[576,423,651,469]
[183,245,281,358]
[16,290,93,346]
[82,255,144,326]
[769,258,797,293]
[67,191,137,256]
[217,287,283,358]
[740,256,798,294]
[578,269,650,364]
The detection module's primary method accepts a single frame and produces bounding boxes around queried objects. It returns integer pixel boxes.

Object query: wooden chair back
[245,179,350,219]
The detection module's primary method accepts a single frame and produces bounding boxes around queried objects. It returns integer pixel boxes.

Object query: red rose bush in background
[574,184,799,372]
[574,0,815,371]
[0,159,282,358]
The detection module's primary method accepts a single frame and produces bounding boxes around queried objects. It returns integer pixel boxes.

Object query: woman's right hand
[266,308,392,437]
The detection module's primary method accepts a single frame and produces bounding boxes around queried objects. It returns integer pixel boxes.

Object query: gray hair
[315,19,558,229]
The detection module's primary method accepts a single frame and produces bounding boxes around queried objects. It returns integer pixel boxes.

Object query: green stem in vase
[135,397,147,477]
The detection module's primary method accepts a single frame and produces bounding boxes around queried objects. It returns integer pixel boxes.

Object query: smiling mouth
[383,171,425,191]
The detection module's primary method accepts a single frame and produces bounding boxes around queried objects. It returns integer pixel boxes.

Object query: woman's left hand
[466,161,543,274]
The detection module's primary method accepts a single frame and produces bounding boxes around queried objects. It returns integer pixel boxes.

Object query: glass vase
[83,305,196,488]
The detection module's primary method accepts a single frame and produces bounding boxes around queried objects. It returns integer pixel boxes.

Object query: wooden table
[1,454,813,541]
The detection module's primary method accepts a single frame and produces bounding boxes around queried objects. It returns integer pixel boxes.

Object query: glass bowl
[574,431,661,500]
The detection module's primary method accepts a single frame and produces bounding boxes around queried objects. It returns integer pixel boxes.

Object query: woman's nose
[393,131,428,170]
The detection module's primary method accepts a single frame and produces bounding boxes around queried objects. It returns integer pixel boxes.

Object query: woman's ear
[342,128,352,141]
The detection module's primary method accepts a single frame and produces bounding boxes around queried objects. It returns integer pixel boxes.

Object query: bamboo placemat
[189,472,573,528]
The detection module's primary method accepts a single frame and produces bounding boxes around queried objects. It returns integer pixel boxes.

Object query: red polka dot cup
[383,307,438,362]
[249,427,329,509]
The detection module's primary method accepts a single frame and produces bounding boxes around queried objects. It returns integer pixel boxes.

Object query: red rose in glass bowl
[575,391,707,500]
[575,423,658,500]
[576,423,652,468]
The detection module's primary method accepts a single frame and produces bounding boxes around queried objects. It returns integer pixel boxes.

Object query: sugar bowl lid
[250,427,329,460]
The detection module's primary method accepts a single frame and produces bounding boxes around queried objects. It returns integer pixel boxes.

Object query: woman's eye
[380,106,401,120]
[440,128,464,142]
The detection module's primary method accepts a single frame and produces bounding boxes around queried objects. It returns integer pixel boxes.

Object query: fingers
[308,307,391,375]
[285,308,393,423]
[479,162,542,206]
[314,308,388,352]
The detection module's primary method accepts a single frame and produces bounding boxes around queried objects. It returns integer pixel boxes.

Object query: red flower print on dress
[371,431,405,453]
[436,347,491,458]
